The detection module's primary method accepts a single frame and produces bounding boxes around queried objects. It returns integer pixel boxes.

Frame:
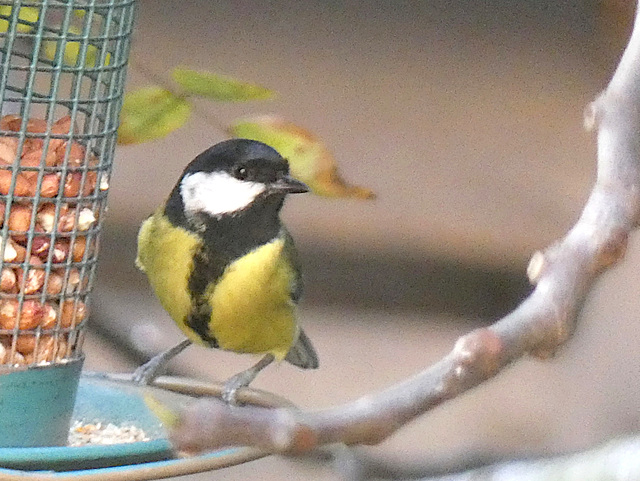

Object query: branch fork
[169,2,640,456]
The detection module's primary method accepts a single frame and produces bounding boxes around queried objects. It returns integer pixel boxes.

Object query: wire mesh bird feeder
[0,0,136,447]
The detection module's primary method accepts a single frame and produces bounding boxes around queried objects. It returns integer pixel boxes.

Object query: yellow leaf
[42,26,111,68]
[0,6,39,33]
[230,116,375,200]
[144,394,180,429]
[118,87,192,145]
[172,67,274,102]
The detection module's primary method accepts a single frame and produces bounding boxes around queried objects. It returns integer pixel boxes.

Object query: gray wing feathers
[281,228,303,303]
[281,228,319,369]
[285,329,319,369]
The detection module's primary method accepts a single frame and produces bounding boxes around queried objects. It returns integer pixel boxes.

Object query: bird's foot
[220,354,275,405]
[131,339,192,385]
[221,374,249,405]
[131,359,161,385]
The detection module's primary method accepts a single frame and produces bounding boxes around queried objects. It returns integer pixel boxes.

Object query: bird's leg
[222,354,275,405]
[131,339,192,385]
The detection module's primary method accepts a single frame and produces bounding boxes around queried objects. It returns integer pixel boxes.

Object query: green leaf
[118,87,192,145]
[172,68,274,102]
[0,6,39,33]
[230,116,375,199]
[42,26,111,68]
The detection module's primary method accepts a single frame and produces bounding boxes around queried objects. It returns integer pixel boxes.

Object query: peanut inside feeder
[0,114,100,367]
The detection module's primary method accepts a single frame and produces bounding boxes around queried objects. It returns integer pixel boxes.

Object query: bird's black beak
[269,176,309,194]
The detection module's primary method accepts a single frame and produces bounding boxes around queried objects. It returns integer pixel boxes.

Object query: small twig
[128,56,236,135]
[170,2,640,455]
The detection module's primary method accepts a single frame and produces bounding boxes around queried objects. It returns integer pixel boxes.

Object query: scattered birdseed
[68,420,150,446]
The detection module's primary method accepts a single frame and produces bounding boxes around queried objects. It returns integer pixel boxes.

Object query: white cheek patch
[180,171,266,216]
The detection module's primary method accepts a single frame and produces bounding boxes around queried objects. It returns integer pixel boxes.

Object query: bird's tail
[285,329,319,369]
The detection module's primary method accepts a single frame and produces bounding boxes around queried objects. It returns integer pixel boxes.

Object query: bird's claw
[131,339,192,386]
[221,374,247,406]
[220,354,275,405]
[131,361,160,385]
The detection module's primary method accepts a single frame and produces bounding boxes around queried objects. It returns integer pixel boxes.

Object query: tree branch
[169,2,640,455]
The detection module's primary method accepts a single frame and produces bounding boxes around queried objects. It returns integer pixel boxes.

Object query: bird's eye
[234,166,248,180]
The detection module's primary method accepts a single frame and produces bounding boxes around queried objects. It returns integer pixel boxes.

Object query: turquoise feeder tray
[0,373,288,479]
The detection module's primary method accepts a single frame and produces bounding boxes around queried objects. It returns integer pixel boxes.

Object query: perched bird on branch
[133,139,318,403]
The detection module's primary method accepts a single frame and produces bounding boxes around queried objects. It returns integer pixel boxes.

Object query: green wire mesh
[0,0,136,367]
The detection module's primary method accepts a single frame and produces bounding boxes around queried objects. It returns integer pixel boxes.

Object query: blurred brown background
[83,1,640,479]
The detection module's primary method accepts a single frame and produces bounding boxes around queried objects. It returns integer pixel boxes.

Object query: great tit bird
[133,139,318,403]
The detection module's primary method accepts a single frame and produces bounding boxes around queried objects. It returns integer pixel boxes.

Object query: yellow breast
[207,237,297,360]
[136,211,203,344]
[137,211,298,359]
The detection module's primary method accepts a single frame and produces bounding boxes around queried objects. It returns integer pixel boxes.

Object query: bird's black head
[167,139,308,222]
[185,139,288,182]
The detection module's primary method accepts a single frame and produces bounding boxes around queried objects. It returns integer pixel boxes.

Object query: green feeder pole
[0,0,137,448]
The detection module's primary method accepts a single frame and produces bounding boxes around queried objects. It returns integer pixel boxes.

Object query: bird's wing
[281,227,304,304]
[285,328,319,369]
[281,228,319,369]
[135,213,155,272]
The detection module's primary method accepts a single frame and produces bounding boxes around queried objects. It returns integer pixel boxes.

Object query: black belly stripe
[185,246,229,347]
[186,300,218,347]
[165,192,285,347]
